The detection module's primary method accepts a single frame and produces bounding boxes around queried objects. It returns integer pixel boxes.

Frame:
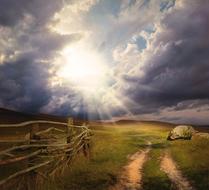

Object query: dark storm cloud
[0,0,63,27]
[0,30,81,113]
[0,56,51,112]
[0,0,82,115]
[170,99,209,112]
[0,55,89,117]
[121,0,209,114]
[17,30,82,59]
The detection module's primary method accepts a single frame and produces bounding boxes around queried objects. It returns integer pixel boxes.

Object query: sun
[57,45,108,94]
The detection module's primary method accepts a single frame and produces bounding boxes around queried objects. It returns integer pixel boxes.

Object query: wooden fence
[0,118,92,190]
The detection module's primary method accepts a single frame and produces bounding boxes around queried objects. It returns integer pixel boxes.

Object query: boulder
[167,125,196,140]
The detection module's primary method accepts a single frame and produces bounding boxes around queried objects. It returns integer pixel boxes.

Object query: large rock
[167,125,196,140]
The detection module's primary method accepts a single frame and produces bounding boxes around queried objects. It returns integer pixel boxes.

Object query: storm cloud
[0,0,209,124]
[115,0,209,123]
[0,0,82,114]
[0,0,63,27]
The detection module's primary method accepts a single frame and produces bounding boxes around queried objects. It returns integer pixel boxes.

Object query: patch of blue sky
[130,24,155,51]
[86,0,153,24]
[160,0,175,12]
[125,0,150,8]
[86,0,121,22]
[131,35,147,51]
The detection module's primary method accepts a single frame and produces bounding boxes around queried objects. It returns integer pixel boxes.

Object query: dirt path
[110,141,151,190]
[161,153,194,190]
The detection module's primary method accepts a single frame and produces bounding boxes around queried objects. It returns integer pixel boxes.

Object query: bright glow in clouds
[57,44,109,95]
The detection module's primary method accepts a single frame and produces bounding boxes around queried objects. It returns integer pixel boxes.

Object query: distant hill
[0,107,91,125]
[0,108,67,124]
[115,119,139,124]
[115,119,174,126]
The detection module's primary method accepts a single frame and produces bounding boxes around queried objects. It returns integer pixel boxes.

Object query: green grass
[142,148,175,190]
[55,124,209,190]
[42,123,209,190]
[43,125,149,190]
[42,123,173,190]
[169,136,209,190]
[1,122,209,190]
[139,128,175,190]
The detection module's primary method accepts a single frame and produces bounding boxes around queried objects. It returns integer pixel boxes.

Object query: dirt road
[161,153,194,190]
[109,142,196,190]
[109,141,151,190]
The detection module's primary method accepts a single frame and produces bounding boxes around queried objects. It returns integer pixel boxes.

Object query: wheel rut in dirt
[161,153,195,190]
[109,141,151,190]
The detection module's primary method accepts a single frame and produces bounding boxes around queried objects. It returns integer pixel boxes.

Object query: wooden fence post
[82,123,90,159]
[67,117,73,133]
[66,118,74,161]
[67,117,74,138]
[67,118,74,142]
[30,123,40,140]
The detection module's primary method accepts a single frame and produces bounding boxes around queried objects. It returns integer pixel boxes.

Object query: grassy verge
[169,136,209,190]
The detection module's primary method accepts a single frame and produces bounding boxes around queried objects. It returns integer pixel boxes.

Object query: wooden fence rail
[0,118,92,190]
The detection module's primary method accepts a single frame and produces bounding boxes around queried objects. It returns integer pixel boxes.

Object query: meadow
[42,121,209,190]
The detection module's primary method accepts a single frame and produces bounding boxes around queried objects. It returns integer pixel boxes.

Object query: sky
[0,0,209,124]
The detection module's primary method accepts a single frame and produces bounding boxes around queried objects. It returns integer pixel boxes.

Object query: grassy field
[41,122,209,190]
[169,136,209,189]
[1,121,209,190]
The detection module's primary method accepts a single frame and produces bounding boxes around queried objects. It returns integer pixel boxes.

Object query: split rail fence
[0,118,92,190]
